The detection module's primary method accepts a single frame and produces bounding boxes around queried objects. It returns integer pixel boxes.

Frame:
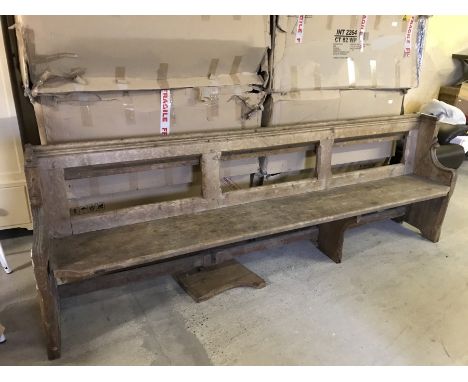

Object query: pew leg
[35,266,61,360]
[318,217,357,263]
[405,197,449,243]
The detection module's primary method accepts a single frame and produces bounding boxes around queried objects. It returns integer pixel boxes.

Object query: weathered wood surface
[404,115,457,242]
[24,114,457,359]
[173,259,266,302]
[24,115,423,236]
[58,207,407,298]
[318,217,358,263]
[59,227,319,297]
[51,175,449,284]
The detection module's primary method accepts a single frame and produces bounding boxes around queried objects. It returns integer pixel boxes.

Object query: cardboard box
[438,83,468,115]
[263,89,404,175]
[16,16,270,94]
[266,89,404,126]
[273,15,420,92]
[37,86,264,143]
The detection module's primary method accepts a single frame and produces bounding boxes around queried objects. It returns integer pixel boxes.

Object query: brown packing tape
[233,16,242,20]
[326,16,334,30]
[170,91,177,127]
[314,65,322,89]
[401,17,407,33]
[395,60,401,88]
[115,66,127,84]
[349,15,359,29]
[32,101,48,144]
[157,63,170,89]
[207,101,219,121]
[201,15,211,21]
[208,58,219,79]
[230,56,242,84]
[290,65,299,92]
[370,60,377,88]
[80,101,93,128]
[122,91,136,125]
[373,15,381,30]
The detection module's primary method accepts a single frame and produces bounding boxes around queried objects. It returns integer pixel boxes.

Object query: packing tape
[314,65,322,89]
[115,66,127,84]
[80,101,93,128]
[233,16,242,20]
[201,16,210,21]
[373,15,381,30]
[394,60,401,88]
[208,58,219,79]
[349,15,358,29]
[369,60,377,88]
[326,16,334,30]
[122,91,136,125]
[290,65,299,92]
[205,88,220,121]
[157,63,170,89]
[229,56,242,84]
[401,17,407,32]
[347,58,356,87]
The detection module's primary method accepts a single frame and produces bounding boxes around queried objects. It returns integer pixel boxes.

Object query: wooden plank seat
[52,175,449,284]
[24,114,457,359]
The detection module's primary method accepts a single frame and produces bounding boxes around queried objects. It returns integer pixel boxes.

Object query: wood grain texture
[24,114,457,360]
[404,116,457,242]
[51,175,449,284]
[31,207,61,360]
[318,217,358,263]
[173,259,266,302]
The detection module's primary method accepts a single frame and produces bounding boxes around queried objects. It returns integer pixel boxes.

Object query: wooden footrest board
[173,259,266,302]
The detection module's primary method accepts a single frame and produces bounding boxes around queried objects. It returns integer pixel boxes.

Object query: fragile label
[358,15,368,52]
[160,89,171,135]
[403,16,415,57]
[295,15,305,43]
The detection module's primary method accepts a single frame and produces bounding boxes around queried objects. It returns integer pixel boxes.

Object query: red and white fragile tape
[160,89,171,135]
[403,16,415,57]
[295,15,305,43]
[359,15,368,52]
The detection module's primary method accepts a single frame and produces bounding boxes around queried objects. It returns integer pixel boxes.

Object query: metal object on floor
[0,241,12,274]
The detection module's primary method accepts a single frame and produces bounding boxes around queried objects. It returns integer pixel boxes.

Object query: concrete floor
[1,162,468,365]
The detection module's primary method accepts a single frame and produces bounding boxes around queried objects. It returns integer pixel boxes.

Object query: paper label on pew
[295,15,305,43]
[403,16,415,57]
[160,89,171,135]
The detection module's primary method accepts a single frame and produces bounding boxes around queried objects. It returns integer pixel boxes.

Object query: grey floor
[1,162,468,365]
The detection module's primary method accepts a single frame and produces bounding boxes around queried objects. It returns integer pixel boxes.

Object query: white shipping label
[160,89,171,135]
[403,16,415,57]
[358,15,368,52]
[295,15,305,43]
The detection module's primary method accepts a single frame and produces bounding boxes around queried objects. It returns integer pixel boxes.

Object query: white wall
[405,16,468,113]
[0,19,32,229]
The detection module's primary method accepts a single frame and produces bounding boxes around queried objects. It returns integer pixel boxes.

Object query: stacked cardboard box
[15,15,425,214]
[16,15,270,142]
[15,16,270,212]
[262,15,422,177]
